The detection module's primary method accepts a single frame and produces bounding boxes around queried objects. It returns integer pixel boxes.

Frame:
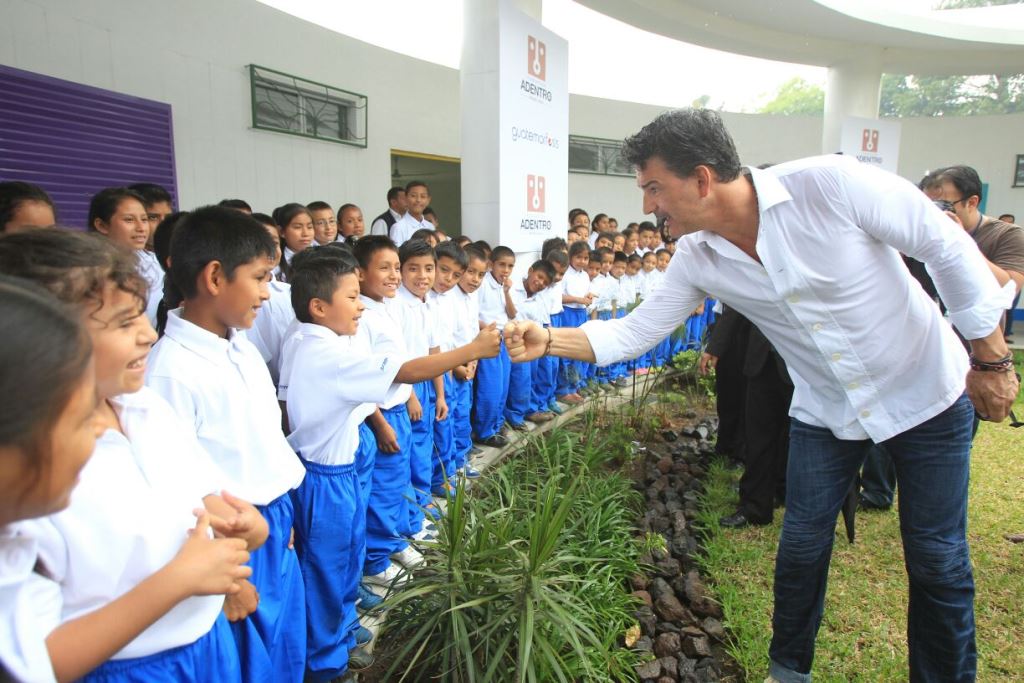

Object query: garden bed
[365,370,741,682]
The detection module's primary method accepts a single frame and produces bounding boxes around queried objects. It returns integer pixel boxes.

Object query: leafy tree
[880,73,1024,117]
[756,77,825,115]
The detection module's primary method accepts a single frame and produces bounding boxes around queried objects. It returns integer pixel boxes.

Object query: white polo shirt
[274,319,303,402]
[390,213,433,246]
[370,208,402,238]
[286,323,405,466]
[591,273,617,313]
[509,278,549,325]
[561,267,591,309]
[248,279,296,386]
[0,526,59,682]
[451,286,480,346]
[19,388,225,660]
[545,280,564,318]
[146,309,305,504]
[477,272,510,326]
[582,155,1013,442]
[396,285,440,357]
[427,287,459,352]
[358,295,413,409]
[616,275,637,312]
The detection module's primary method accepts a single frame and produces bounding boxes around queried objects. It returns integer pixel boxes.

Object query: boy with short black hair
[636,222,657,256]
[308,200,338,245]
[474,245,517,441]
[557,241,594,404]
[390,182,433,246]
[428,242,468,494]
[505,259,556,426]
[146,205,308,682]
[451,247,488,473]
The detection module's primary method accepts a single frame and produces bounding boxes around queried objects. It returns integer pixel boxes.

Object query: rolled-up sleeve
[842,163,1014,340]
[582,253,704,366]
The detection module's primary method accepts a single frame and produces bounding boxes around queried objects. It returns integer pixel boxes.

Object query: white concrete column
[460,0,547,251]
[822,51,883,154]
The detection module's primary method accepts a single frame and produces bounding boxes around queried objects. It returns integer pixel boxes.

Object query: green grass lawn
[695,352,1024,682]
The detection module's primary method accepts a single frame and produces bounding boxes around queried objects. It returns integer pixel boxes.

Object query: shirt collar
[163,308,240,361]
[359,294,387,311]
[397,284,425,304]
[485,272,503,290]
[296,321,338,340]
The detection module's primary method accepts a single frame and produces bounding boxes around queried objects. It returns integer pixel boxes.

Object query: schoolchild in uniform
[0,277,98,683]
[273,203,315,282]
[556,241,594,404]
[589,248,618,389]
[427,242,468,495]
[506,260,556,425]
[607,251,633,385]
[337,204,366,244]
[307,201,338,246]
[0,232,259,683]
[146,207,308,682]
[395,239,446,537]
[353,237,500,586]
[88,187,162,327]
[451,247,489,471]
[247,213,296,386]
[389,182,433,246]
[540,248,569,414]
[473,245,517,441]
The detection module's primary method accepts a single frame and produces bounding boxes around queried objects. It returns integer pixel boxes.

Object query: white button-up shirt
[561,267,591,309]
[390,213,433,246]
[477,272,510,326]
[427,287,459,352]
[19,388,225,660]
[370,208,402,237]
[0,526,59,682]
[583,155,1013,442]
[509,278,550,325]
[286,323,404,466]
[546,280,564,317]
[396,284,440,357]
[451,286,481,346]
[146,310,306,503]
[358,295,413,408]
[137,250,164,327]
[247,279,296,386]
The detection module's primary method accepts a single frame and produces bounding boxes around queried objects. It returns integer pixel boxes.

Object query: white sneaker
[363,562,408,588]
[390,545,425,568]
[412,527,436,542]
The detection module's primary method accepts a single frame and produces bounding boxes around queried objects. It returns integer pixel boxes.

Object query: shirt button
[861,409,871,418]
[847,381,859,390]
[788,295,800,304]
[812,323,823,332]
[831,352,842,361]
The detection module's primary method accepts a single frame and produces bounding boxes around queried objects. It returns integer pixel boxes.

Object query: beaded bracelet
[968,353,1014,372]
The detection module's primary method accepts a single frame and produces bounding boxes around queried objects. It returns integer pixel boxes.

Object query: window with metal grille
[249,65,367,148]
[568,135,631,177]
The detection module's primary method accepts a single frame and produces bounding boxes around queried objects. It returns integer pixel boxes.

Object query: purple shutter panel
[0,64,177,229]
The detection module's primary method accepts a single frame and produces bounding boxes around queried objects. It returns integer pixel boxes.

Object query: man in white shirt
[505,109,1018,683]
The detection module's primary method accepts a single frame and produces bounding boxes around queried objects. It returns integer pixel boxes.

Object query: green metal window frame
[568,134,632,177]
[248,64,368,148]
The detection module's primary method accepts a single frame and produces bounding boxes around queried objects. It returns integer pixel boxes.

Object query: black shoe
[469,445,484,455]
[475,433,509,448]
[719,511,770,529]
[508,421,529,432]
[347,646,375,671]
[857,497,892,512]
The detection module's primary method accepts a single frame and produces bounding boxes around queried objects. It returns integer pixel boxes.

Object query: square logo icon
[526,175,546,213]
[861,128,879,153]
[527,36,546,81]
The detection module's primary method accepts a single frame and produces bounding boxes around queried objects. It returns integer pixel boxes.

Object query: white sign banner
[839,116,902,174]
[498,0,568,253]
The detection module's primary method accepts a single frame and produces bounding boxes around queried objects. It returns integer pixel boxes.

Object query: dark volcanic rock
[662,430,679,443]
[654,592,690,622]
[659,656,679,680]
[701,617,726,642]
[682,635,712,658]
[632,590,653,606]
[635,659,661,679]
[657,456,674,473]
[654,632,681,658]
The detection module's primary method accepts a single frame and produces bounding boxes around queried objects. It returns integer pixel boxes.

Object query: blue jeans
[770,394,976,683]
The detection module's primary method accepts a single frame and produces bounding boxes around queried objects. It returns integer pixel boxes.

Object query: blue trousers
[431,373,456,493]
[505,355,532,424]
[595,311,615,382]
[230,493,306,683]
[82,614,240,682]
[408,381,434,534]
[364,404,412,575]
[529,353,552,414]
[291,461,363,681]
[769,394,976,683]
[472,341,511,438]
[451,377,473,469]
[556,307,587,395]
